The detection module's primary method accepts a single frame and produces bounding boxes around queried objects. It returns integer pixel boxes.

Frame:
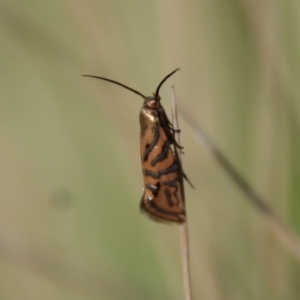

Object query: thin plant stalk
[171,85,192,300]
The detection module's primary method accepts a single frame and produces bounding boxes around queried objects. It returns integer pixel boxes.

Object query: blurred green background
[1,1,300,299]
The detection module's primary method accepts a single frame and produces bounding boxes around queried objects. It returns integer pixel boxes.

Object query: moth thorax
[139,107,157,129]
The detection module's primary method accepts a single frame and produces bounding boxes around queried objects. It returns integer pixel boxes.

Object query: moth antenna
[154,68,180,101]
[82,75,146,99]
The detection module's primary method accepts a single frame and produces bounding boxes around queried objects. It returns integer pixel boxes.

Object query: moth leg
[183,171,194,189]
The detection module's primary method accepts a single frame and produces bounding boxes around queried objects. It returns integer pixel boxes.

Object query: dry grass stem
[171,85,192,300]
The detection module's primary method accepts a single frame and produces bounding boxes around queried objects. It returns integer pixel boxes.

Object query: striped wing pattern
[140,112,185,223]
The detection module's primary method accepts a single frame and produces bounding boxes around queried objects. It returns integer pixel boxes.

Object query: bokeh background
[1,1,300,299]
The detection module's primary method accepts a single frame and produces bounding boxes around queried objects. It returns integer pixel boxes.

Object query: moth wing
[140,184,185,223]
[140,126,185,223]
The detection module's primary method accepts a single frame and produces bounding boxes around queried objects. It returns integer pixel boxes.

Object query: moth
[83,69,193,223]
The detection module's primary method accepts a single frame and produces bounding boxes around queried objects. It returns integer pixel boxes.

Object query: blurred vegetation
[1,1,300,299]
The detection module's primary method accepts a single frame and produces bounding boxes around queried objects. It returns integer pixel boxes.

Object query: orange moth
[83,69,193,223]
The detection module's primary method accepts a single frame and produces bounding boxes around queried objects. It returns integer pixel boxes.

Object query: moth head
[82,68,180,106]
[143,94,161,109]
